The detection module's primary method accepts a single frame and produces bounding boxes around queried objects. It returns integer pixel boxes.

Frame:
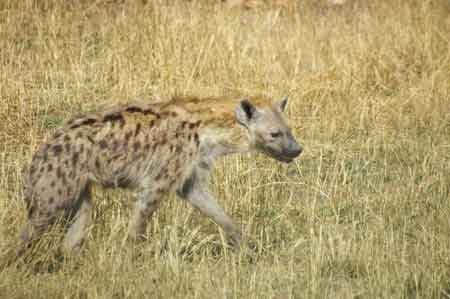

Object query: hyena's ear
[277,96,289,112]
[235,99,257,127]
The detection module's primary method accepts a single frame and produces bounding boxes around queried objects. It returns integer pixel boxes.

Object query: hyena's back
[20,101,201,252]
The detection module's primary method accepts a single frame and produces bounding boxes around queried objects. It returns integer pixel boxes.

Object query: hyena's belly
[148,143,200,193]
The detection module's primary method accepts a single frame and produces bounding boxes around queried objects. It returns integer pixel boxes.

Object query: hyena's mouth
[259,146,295,163]
[275,156,294,163]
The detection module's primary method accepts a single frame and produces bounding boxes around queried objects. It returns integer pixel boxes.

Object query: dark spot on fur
[57,189,62,196]
[87,136,95,144]
[99,140,108,149]
[181,121,187,129]
[64,135,71,142]
[194,133,199,146]
[50,181,56,187]
[65,143,71,153]
[174,159,181,170]
[177,172,196,198]
[142,109,160,118]
[47,164,53,172]
[112,139,119,151]
[133,141,141,152]
[160,111,170,118]
[42,151,48,162]
[169,178,177,186]
[53,131,63,139]
[62,174,67,185]
[198,161,210,170]
[67,186,72,195]
[103,112,125,127]
[170,111,177,117]
[76,131,83,139]
[144,144,150,151]
[30,165,36,176]
[72,152,79,166]
[125,106,143,113]
[39,167,45,173]
[188,123,197,129]
[116,175,133,188]
[79,144,84,153]
[175,145,183,154]
[135,123,141,137]
[56,166,63,178]
[112,139,120,151]
[156,187,165,194]
[125,131,132,142]
[69,117,97,129]
[155,172,163,181]
[49,197,54,204]
[95,158,101,169]
[52,144,63,155]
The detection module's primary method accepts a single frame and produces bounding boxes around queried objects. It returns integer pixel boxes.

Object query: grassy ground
[0,0,450,298]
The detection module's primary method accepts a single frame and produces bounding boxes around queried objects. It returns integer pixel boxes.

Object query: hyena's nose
[287,142,302,158]
[291,147,302,158]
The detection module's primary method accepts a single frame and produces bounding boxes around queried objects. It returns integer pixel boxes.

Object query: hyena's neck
[197,124,251,162]
[165,95,259,160]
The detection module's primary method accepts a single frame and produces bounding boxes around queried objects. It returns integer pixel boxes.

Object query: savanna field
[0,0,450,298]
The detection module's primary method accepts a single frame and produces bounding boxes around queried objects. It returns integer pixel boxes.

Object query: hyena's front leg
[189,188,242,250]
[128,184,167,242]
[177,171,242,251]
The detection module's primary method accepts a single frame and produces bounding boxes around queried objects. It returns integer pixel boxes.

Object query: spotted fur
[16,95,302,256]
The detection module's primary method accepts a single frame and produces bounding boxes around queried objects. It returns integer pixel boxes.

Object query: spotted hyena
[17,95,302,256]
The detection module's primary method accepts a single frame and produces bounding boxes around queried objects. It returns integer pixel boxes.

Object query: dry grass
[1,0,450,298]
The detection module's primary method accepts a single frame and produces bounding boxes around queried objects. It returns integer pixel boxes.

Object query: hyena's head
[235,96,302,163]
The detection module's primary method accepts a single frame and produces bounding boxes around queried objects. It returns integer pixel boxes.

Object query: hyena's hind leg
[63,186,93,252]
[15,182,92,259]
[15,205,58,260]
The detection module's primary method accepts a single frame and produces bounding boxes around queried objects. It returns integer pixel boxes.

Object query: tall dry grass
[0,0,450,297]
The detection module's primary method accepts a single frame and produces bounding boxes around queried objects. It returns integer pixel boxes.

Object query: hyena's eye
[270,131,283,138]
